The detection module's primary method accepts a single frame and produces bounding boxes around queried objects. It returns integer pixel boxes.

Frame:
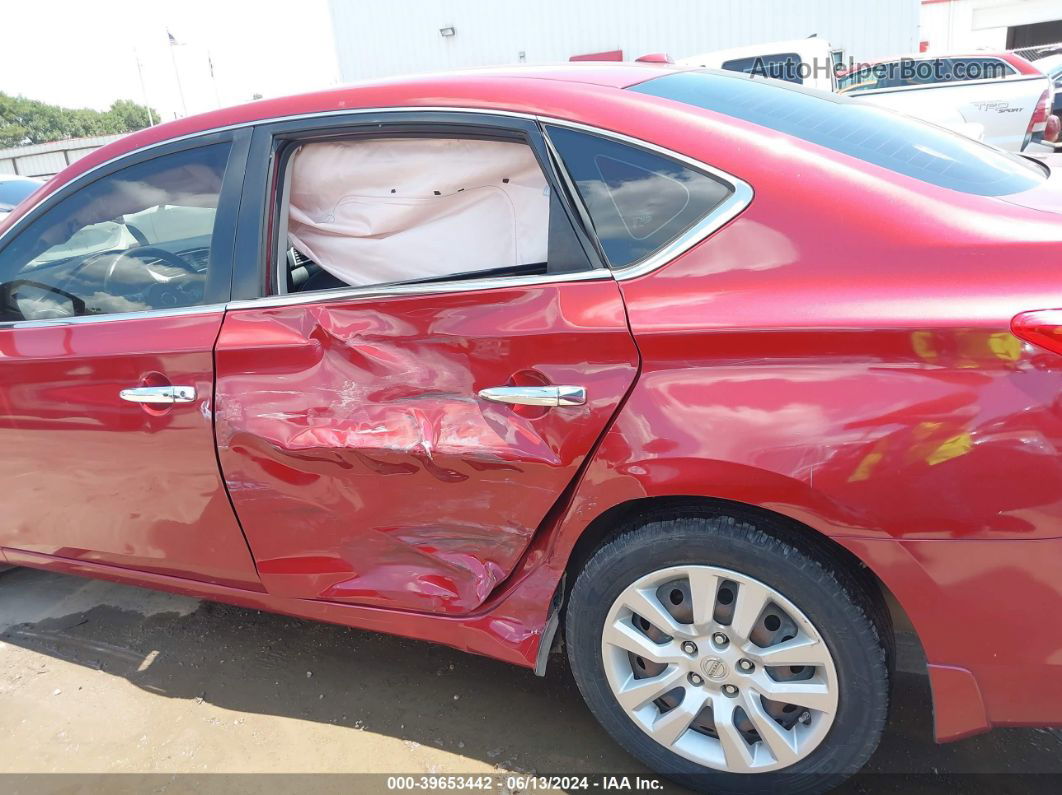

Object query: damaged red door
[214,278,638,614]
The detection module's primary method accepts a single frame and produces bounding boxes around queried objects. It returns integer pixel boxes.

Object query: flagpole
[167,30,188,117]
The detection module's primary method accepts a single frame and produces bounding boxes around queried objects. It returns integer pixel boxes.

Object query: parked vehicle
[1028,54,1062,151]
[0,175,43,220]
[678,37,842,92]
[837,52,1058,151]
[2,64,1062,794]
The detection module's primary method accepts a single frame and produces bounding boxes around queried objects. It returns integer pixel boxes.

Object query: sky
[2,0,342,121]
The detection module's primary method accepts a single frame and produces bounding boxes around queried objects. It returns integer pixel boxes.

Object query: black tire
[565,514,890,795]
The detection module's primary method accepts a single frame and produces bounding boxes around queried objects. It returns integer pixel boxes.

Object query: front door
[214,114,639,614]
[0,135,260,589]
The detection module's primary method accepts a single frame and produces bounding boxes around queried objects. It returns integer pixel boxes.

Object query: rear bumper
[839,535,1062,741]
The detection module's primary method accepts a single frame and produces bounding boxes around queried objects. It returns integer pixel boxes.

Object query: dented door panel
[215,279,638,614]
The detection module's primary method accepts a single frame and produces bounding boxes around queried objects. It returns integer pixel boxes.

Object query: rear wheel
[565,514,889,795]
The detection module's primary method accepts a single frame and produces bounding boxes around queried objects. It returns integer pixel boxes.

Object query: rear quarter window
[546,126,734,268]
[631,70,1046,196]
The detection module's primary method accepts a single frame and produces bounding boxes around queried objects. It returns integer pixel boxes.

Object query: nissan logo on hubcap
[701,657,728,680]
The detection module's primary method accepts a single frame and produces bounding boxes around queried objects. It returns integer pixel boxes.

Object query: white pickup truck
[678,38,840,92]
[837,52,1056,152]
[679,41,1058,152]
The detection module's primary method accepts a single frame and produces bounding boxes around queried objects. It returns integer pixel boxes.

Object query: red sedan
[1,64,1060,793]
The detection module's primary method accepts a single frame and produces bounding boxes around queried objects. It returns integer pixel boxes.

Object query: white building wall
[920,0,1062,53]
[329,0,919,82]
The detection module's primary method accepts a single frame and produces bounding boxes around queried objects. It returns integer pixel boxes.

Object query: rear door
[213,112,639,614]
[0,132,261,588]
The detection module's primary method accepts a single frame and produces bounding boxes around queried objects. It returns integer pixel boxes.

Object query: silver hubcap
[601,565,838,773]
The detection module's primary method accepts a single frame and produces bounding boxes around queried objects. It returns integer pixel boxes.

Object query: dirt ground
[1,566,1060,794]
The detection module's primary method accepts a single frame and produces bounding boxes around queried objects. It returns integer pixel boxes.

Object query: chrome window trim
[0,303,226,330]
[1,105,754,320]
[226,268,611,312]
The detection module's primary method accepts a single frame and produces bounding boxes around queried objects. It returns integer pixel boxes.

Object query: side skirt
[2,547,543,669]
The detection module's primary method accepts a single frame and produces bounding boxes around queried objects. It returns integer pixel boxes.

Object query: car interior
[277,135,592,294]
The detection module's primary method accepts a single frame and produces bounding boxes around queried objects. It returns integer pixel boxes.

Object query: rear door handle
[477,385,586,407]
[119,385,197,405]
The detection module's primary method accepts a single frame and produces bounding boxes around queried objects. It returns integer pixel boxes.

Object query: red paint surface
[214,280,638,613]
[1,547,543,666]
[0,313,260,589]
[634,53,673,64]
[570,50,624,62]
[1000,52,1044,76]
[1013,308,1062,355]
[2,66,1062,739]
[511,94,1062,731]
[927,664,989,741]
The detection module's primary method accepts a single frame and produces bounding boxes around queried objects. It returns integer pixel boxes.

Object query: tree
[0,94,158,148]
[106,99,155,131]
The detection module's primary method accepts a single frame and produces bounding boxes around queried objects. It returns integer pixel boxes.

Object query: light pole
[133,47,156,126]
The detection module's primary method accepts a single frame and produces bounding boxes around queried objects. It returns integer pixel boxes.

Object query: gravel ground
[1,566,1060,794]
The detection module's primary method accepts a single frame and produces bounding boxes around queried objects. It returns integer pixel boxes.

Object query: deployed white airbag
[288,138,550,287]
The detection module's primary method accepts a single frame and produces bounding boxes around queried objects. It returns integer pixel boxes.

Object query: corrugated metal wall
[0,133,128,179]
[921,0,1062,54]
[329,0,919,81]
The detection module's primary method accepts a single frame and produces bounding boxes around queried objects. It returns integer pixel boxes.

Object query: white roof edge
[678,38,834,67]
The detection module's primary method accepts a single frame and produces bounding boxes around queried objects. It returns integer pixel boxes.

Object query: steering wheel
[99,245,199,275]
[55,244,186,288]
[66,245,203,310]
[70,245,195,290]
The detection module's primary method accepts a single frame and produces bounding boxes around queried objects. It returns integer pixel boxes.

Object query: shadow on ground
[1,567,1060,793]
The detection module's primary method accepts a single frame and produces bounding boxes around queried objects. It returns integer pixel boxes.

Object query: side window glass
[279,136,590,294]
[546,126,734,268]
[916,59,953,85]
[837,65,887,94]
[0,143,231,322]
[721,53,804,84]
[951,58,1013,82]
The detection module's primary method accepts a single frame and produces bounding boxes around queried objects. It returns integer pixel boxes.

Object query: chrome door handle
[477,385,586,407]
[119,385,197,405]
